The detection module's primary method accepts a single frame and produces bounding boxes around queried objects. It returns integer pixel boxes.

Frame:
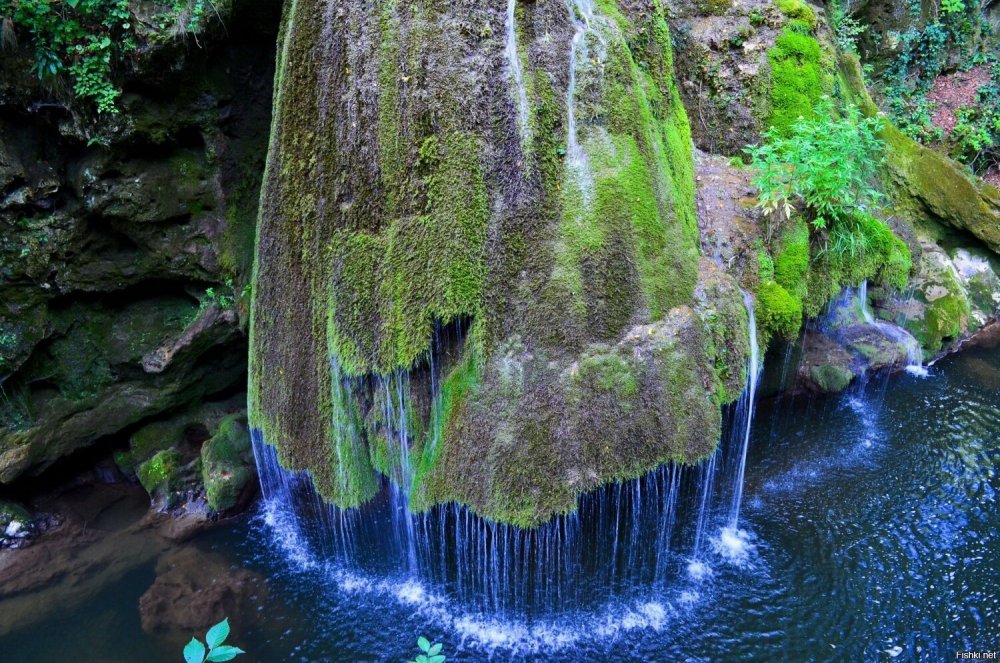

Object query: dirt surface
[926,65,992,134]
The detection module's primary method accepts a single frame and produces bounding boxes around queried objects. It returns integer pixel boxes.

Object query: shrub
[746,100,885,234]
[1,0,219,114]
[1,0,133,113]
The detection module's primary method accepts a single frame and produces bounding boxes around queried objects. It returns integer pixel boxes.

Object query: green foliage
[831,6,866,53]
[766,29,824,137]
[947,70,1000,170]
[409,636,446,663]
[940,0,965,14]
[820,213,912,288]
[747,101,885,233]
[748,104,912,340]
[199,278,247,313]
[1,0,133,113]
[183,618,245,663]
[879,2,991,157]
[1,0,218,114]
[153,0,216,33]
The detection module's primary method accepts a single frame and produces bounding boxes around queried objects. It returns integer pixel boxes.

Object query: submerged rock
[139,547,266,636]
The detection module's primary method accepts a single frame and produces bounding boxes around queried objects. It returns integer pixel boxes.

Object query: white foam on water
[713,526,754,565]
[905,365,930,378]
[395,580,430,606]
[687,559,712,580]
[282,549,696,657]
[678,590,700,606]
[260,499,319,571]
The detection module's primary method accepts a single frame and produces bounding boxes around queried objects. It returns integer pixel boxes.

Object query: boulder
[139,547,266,636]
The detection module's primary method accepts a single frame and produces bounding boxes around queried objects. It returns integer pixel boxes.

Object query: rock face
[0,2,280,483]
[247,0,1000,526]
[250,0,750,526]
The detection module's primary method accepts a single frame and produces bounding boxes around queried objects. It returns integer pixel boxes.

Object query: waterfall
[505,0,531,146]
[565,0,597,201]
[729,290,762,528]
[858,281,928,377]
[249,292,764,611]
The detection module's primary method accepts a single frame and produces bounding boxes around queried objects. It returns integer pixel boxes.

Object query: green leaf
[66,0,80,6]
[417,636,431,653]
[428,644,442,656]
[206,646,246,662]
[184,638,207,663]
[206,618,230,649]
[428,656,446,663]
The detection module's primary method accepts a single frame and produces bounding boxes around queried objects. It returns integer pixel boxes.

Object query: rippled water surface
[2,344,998,661]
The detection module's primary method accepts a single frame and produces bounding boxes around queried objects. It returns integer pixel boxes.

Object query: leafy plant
[409,636,446,663]
[746,100,885,232]
[0,0,134,113]
[0,0,219,114]
[183,618,245,663]
[832,9,866,53]
[940,0,964,15]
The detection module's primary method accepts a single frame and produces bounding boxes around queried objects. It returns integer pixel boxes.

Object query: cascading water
[247,0,768,627]
[857,281,928,377]
[253,288,768,609]
[729,290,762,528]
[565,0,597,200]
[505,0,531,146]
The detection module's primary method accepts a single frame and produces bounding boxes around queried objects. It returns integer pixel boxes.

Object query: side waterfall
[505,0,531,146]
[729,290,762,528]
[858,281,928,377]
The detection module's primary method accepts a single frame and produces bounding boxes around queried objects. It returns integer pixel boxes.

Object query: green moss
[409,339,482,512]
[201,415,254,512]
[552,1,698,339]
[757,280,803,343]
[328,131,489,376]
[810,364,854,393]
[129,419,187,465]
[137,448,182,496]
[249,0,719,526]
[920,292,971,352]
[699,0,733,14]
[574,350,640,404]
[773,218,810,299]
[0,500,30,528]
[797,213,912,320]
[766,29,824,136]
[775,0,817,29]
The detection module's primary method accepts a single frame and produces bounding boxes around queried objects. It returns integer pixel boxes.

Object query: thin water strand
[505,0,531,146]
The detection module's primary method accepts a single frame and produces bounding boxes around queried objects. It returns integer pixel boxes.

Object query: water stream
[564,0,597,202]
[858,280,929,377]
[505,0,530,146]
